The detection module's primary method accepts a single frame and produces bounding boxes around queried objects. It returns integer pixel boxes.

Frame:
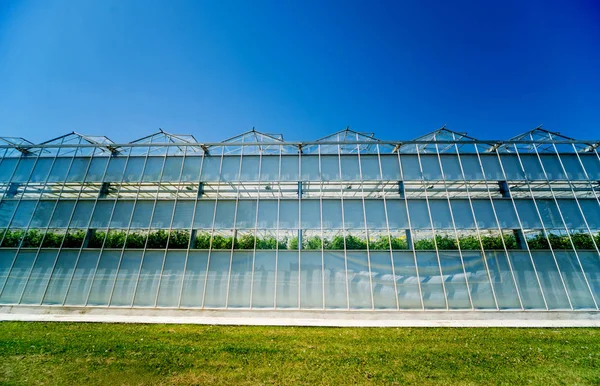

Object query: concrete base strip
[1,306,600,327]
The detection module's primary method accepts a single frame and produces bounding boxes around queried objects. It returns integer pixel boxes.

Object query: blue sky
[0,0,599,144]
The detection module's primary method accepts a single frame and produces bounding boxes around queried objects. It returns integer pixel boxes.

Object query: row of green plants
[1,229,600,251]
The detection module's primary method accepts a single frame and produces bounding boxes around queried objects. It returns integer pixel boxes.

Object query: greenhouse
[0,127,600,314]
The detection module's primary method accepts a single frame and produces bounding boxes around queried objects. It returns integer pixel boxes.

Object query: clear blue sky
[0,0,599,144]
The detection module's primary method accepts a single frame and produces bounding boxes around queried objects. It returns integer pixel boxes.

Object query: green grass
[0,323,599,385]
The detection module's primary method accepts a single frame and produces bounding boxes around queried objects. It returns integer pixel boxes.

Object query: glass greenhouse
[1,127,600,312]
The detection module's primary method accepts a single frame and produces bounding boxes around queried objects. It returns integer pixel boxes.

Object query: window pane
[540,155,566,180]
[20,250,59,304]
[320,155,340,181]
[220,156,240,181]
[415,251,446,309]
[130,201,153,228]
[560,155,587,180]
[280,156,299,181]
[300,251,323,309]
[461,251,496,309]
[181,156,202,182]
[450,200,475,228]
[530,251,570,309]
[480,155,504,180]
[133,250,165,306]
[579,200,600,228]
[484,251,521,309]
[203,251,230,308]
[321,200,342,229]
[142,157,164,182]
[260,156,280,181]
[0,201,17,227]
[365,200,387,229]
[400,155,420,180]
[360,156,381,180]
[214,201,235,228]
[536,200,563,229]
[580,154,600,180]
[380,155,401,180]
[47,158,72,182]
[393,251,421,309]
[439,155,463,180]
[87,250,121,306]
[90,200,115,228]
[10,200,36,228]
[519,155,544,180]
[507,251,546,309]
[104,157,127,182]
[30,201,56,228]
[180,251,209,307]
[276,251,299,308]
[472,200,497,229]
[340,156,360,180]
[554,251,596,309]
[257,200,278,229]
[42,250,79,305]
[419,155,442,180]
[172,201,194,229]
[343,200,364,229]
[429,200,452,229]
[494,200,520,228]
[279,200,299,228]
[227,251,253,308]
[500,155,525,180]
[161,157,184,182]
[193,200,215,229]
[64,250,100,305]
[556,200,586,229]
[0,158,18,181]
[408,200,431,229]
[151,201,175,228]
[66,158,90,182]
[0,249,17,291]
[12,158,36,182]
[346,251,372,309]
[514,200,542,228]
[240,156,259,181]
[323,251,347,309]
[301,156,320,181]
[109,201,134,228]
[110,250,143,306]
[85,157,109,182]
[385,200,408,229]
[460,155,484,180]
[235,200,257,229]
[251,251,276,308]
[369,251,396,309]
[438,252,471,309]
[49,200,76,228]
[0,250,37,303]
[200,156,220,181]
[156,251,187,307]
[123,157,145,183]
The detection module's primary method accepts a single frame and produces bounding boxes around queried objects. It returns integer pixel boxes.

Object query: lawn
[0,322,598,385]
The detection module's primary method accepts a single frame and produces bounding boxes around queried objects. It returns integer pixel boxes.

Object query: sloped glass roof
[399,127,491,154]
[492,127,592,153]
[219,129,292,155]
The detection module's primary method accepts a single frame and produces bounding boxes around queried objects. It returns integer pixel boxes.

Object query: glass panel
[47,158,72,182]
[0,249,17,292]
[172,201,194,229]
[161,157,184,182]
[323,251,347,309]
[257,200,278,229]
[142,157,164,182]
[540,154,566,180]
[415,251,446,309]
[499,155,525,180]
[123,157,145,183]
[300,200,320,229]
[556,200,586,229]
[276,251,299,308]
[300,251,323,309]
[64,251,100,305]
[439,155,463,180]
[87,250,121,306]
[494,200,520,228]
[519,155,545,180]
[10,200,36,228]
[346,251,373,309]
[151,201,175,228]
[85,157,109,182]
[220,156,240,181]
[200,156,220,181]
[506,251,546,309]
[130,201,153,228]
[579,200,600,229]
[450,200,475,228]
[132,251,164,306]
[365,200,387,229]
[260,156,280,181]
[321,200,342,229]
[90,200,115,228]
[30,201,56,228]
[385,200,408,229]
[320,155,340,181]
[438,252,471,309]
[156,251,187,307]
[514,200,542,228]
[280,155,299,181]
[235,200,257,229]
[580,154,600,180]
[480,155,504,180]
[104,157,127,182]
[227,251,253,308]
[419,155,442,180]
[181,156,202,182]
[49,200,76,228]
[0,201,18,227]
[460,155,484,180]
[578,251,600,306]
[278,200,299,229]
[343,200,364,229]
[20,250,59,304]
[361,156,381,180]
[380,155,401,180]
[251,251,276,308]
[109,200,134,228]
[392,251,421,309]
[554,251,596,309]
[41,250,79,305]
[179,251,209,307]
[400,155,420,180]
[472,200,497,229]
[408,200,430,229]
[12,158,36,182]
[429,200,452,229]
[0,158,18,181]
[340,155,360,180]
[461,251,496,309]
[69,201,94,228]
[110,250,143,306]
[485,251,521,309]
[203,251,230,308]
[193,200,215,229]
[240,156,259,181]
[213,201,235,228]
[530,251,571,309]
[301,156,320,181]
[0,250,37,303]
[369,251,396,309]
